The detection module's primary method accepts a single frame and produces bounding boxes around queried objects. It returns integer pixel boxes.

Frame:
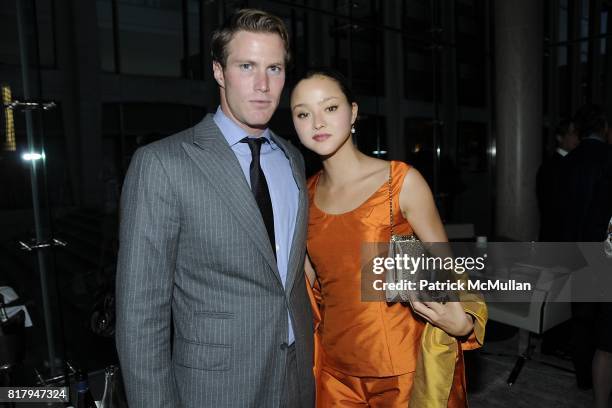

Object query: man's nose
[254,71,270,93]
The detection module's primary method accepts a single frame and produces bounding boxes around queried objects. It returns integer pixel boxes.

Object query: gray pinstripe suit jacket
[115,114,314,408]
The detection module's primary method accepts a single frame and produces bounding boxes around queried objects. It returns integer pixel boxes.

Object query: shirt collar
[213,106,272,147]
[556,147,568,157]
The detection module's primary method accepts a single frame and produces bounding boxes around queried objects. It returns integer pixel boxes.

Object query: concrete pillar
[494,0,542,241]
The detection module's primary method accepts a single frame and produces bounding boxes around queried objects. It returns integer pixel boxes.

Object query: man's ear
[212,61,225,88]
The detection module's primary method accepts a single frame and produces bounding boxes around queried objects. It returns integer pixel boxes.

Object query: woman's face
[290,75,358,157]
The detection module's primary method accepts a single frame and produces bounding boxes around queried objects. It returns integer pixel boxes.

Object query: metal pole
[16,0,57,376]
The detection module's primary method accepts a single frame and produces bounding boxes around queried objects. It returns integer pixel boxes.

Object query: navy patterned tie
[241,137,276,254]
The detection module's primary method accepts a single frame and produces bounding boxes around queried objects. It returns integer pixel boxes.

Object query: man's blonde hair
[211,9,291,67]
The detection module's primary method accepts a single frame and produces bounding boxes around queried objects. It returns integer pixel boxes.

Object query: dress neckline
[311,161,394,217]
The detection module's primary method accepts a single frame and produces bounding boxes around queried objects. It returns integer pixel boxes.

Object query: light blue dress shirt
[213,107,298,345]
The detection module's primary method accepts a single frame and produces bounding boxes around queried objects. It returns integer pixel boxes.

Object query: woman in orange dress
[290,68,487,407]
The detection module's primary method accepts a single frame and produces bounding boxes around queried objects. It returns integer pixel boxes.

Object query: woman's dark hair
[300,68,356,104]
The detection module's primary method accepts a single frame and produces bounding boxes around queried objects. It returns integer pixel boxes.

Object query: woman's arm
[398,167,474,337]
[398,167,447,242]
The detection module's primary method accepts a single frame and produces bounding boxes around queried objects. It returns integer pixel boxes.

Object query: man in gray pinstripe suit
[116,9,314,408]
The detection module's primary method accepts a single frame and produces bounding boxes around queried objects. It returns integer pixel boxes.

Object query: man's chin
[245,114,274,129]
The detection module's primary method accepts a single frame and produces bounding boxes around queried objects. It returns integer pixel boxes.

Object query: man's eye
[239,63,252,70]
[326,105,338,112]
[269,65,283,74]
[296,112,309,119]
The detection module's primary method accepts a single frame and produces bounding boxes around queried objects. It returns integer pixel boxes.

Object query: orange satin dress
[306,161,467,407]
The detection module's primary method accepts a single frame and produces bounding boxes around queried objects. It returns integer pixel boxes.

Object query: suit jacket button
[280,343,288,350]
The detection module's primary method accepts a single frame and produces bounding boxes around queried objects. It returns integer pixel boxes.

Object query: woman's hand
[410,300,474,337]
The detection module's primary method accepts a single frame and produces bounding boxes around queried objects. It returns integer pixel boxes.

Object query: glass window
[404,47,435,101]
[326,0,385,96]
[117,0,184,77]
[580,0,589,63]
[97,0,116,72]
[455,0,486,106]
[402,0,432,42]
[185,0,202,79]
[34,0,56,68]
[350,1,384,96]
[405,117,436,187]
[402,0,437,102]
[0,0,55,67]
[601,10,607,54]
[355,114,387,158]
[0,1,19,65]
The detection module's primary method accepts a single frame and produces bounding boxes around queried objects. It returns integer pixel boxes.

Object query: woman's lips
[313,133,331,142]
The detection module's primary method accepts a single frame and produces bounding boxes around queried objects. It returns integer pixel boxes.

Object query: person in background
[559,104,612,408]
[536,119,579,358]
[536,118,579,241]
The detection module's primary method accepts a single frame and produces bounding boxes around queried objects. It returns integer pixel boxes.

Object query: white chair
[484,264,572,385]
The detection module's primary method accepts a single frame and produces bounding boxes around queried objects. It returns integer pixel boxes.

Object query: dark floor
[467,322,609,408]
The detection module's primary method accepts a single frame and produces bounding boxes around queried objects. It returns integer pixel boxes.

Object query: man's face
[213,31,286,135]
[560,129,579,152]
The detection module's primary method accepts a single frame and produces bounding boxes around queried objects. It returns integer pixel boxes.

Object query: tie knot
[241,137,266,156]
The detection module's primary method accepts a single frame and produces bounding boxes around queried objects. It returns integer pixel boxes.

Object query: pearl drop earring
[351,125,356,134]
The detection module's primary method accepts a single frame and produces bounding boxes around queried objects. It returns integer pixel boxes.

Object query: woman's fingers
[422,301,445,313]
[411,301,473,337]
[411,301,438,322]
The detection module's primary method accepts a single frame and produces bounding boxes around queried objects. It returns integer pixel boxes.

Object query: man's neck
[219,105,266,137]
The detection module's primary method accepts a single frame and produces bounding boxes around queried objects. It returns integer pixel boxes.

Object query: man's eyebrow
[232,60,284,65]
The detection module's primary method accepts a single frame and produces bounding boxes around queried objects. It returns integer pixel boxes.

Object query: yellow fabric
[410,291,487,408]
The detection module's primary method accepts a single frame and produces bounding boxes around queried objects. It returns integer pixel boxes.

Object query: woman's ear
[351,102,359,125]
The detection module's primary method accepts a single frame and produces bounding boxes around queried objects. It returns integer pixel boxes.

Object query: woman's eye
[296,112,309,119]
[326,105,338,112]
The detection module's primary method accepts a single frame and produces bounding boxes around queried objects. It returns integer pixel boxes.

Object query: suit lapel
[181,115,281,284]
[270,133,308,295]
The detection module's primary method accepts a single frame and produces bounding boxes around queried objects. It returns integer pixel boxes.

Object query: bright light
[22,152,43,161]
[372,150,387,155]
